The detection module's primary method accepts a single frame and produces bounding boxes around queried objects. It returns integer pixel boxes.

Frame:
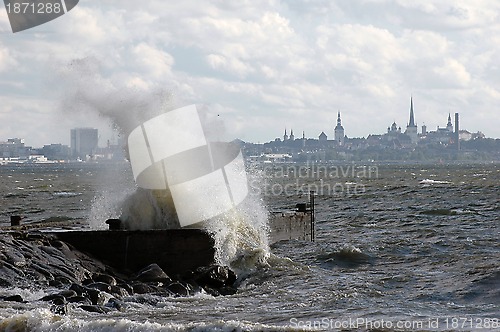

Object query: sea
[0,161,498,331]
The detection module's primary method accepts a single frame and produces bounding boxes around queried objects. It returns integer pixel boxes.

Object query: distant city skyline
[1,2,499,146]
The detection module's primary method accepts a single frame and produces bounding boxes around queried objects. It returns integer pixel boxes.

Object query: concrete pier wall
[53,229,215,276]
[268,211,312,242]
[42,211,312,276]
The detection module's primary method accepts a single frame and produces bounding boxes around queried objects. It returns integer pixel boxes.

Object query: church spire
[337,111,342,126]
[408,96,415,127]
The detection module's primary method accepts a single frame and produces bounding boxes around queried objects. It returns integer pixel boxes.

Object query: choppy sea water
[0,162,498,331]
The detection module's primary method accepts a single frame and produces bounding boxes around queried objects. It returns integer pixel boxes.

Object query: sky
[0,0,499,148]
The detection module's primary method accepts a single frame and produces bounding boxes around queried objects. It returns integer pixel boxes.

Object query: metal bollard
[10,215,22,226]
[105,219,121,230]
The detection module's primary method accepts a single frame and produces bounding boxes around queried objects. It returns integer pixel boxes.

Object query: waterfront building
[70,128,98,159]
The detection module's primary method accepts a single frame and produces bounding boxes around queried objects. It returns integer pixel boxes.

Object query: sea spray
[119,189,180,230]
[202,195,270,272]
[57,57,272,272]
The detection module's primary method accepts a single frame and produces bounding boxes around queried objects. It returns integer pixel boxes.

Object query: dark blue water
[0,162,498,331]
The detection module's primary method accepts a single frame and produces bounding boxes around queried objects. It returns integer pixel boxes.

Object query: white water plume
[58,57,271,269]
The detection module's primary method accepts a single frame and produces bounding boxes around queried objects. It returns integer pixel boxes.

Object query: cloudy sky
[0,0,499,147]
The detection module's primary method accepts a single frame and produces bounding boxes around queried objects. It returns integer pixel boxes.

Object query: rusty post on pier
[310,191,315,242]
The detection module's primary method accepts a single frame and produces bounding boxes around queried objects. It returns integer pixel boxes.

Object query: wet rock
[83,287,106,306]
[110,285,129,298]
[86,282,112,293]
[193,265,237,288]
[117,283,134,295]
[69,283,86,296]
[41,294,64,302]
[106,298,126,312]
[135,263,171,283]
[2,295,24,302]
[50,304,68,315]
[50,240,78,260]
[217,286,237,296]
[66,296,92,305]
[132,282,155,294]
[82,278,94,286]
[52,275,74,286]
[93,273,116,286]
[166,282,190,297]
[52,297,66,306]
[41,290,77,302]
[79,304,111,314]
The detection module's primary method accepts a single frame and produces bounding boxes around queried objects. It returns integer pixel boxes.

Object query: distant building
[446,113,453,132]
[405,97,418,144]
[70,128,98,159]
[334,111,345,146]
[0,138,30,158]
[283,128,289,141]
[289,129,295,141]
[42,144,71,160]
[319,131,327,142]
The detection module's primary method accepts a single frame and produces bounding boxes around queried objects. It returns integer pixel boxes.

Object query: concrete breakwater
[0,210,312,314]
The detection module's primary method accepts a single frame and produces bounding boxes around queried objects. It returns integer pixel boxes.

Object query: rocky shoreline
[0,231,237,315]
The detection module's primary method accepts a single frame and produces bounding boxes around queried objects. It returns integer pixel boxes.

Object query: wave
[0,308,301,332]
[317,246,374,268]
[419,179,453,185]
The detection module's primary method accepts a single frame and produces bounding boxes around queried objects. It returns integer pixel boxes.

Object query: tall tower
[289,129,295,141]
[283,128,288,141]
[405,96,418,144]
[70,128,98,159]
[334,111,345,146]
[455,113,460,150]
[446,113,453,132]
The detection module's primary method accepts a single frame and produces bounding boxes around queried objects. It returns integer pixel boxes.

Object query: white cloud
[0,0,499,144]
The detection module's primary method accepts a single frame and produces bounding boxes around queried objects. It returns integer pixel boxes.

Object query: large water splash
[59,57,271,269]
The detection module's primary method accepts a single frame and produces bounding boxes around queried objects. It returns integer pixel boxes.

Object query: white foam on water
[419,179,453,185]
[0,308,300,332]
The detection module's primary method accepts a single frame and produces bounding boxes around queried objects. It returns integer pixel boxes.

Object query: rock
[194,265,237,288]
[106,298,126,312]
[51,275,74,287]
[82,278,94,286]
[41,294,64,302]
[50,304,68,315]
[66,296,92,305]
[132,282,155,294]
[117,283,134,295]
[50,240,78,260]
[52,297,66,306]
[2,295,23,302]
[86,282,112,293]
[58,290,78,298]
[41,290,77,302]
[218,286,237,296]
[93,273,116,286]
[166,282,190,297]
[110,285,129,298]
[69,283,86,296]
[79,305,111,314]
[135,264,171,283]
[83,287,106,306]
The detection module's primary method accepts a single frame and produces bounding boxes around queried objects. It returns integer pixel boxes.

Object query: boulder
[135,264,171,283]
